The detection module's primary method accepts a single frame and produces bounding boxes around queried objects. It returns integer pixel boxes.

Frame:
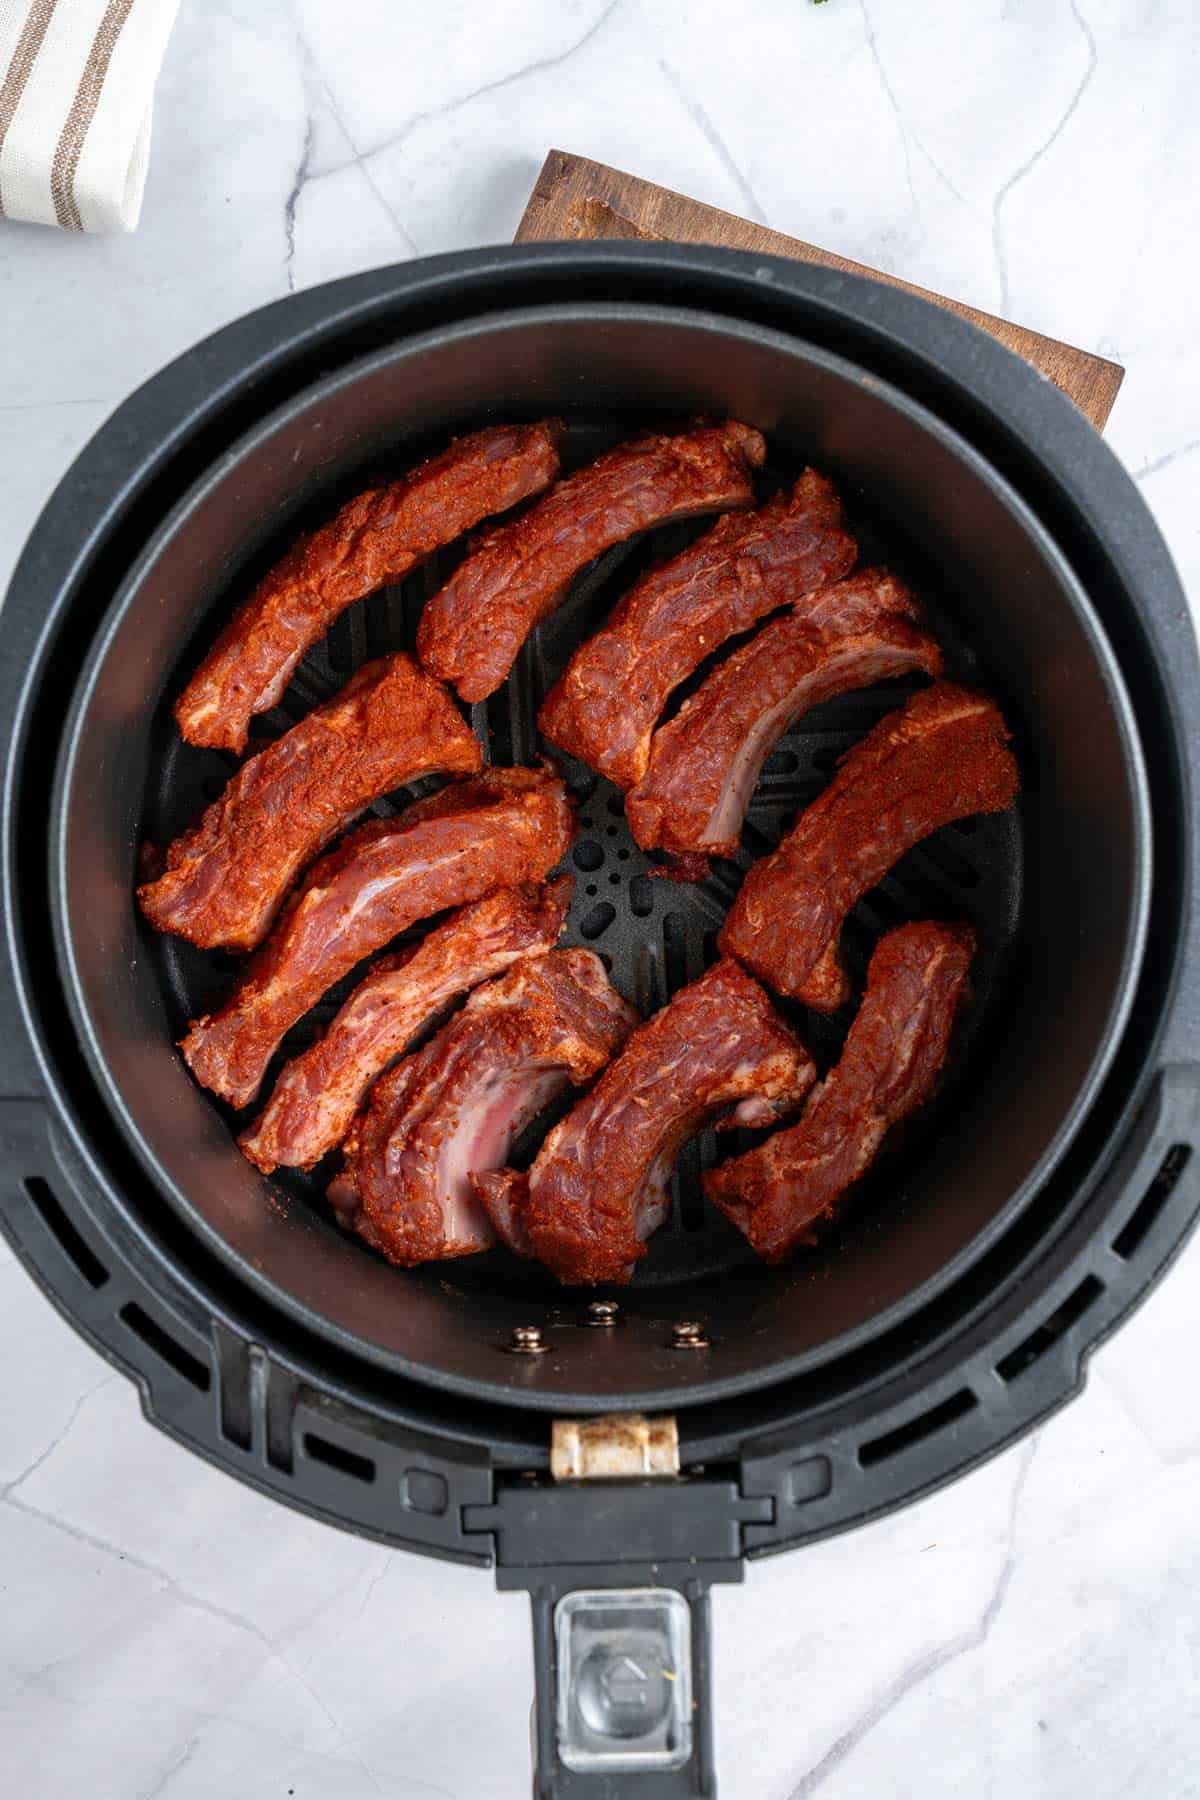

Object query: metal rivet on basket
[587,1301,620,1328]
[508,1325,551,1356]
[670,1320,710,1350]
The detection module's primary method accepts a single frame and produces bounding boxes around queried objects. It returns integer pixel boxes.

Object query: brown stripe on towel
[50,0,137,230]
[0,0,60,218]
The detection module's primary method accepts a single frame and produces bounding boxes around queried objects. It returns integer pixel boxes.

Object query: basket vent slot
[24,1177,108,1290]
[858,1388,976,1468]
[579,900,615,941]
[120,1303,210,1391]
[628,874,654,918]
[1113,1143,1192,1261]
[303,1432,376,1484]
[995,1275,1103,1383]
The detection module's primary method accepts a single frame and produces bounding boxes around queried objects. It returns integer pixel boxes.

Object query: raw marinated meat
[706,922,975,1262]
[539,470,856,789]
[330,950,637,1266]
[514,959,816,1285]
[181,766,573,1108]
[139,653,481,952]
[417,421,766,703]
[626,569,941,869]
[240,878,572,1172]
[719,682,1017,1010]
[175,422,563,753]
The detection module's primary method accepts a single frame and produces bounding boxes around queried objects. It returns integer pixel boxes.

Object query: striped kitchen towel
[0,0,178,232]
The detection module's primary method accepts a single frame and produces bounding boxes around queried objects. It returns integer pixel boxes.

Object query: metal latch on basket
[551,1413,680,1480]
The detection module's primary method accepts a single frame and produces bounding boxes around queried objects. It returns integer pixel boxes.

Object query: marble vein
[992,0,1097,313]
[288,8,418,261]
[135,1733,200,1800]
[0,1373,116,1499]
[2,1492,382,1791]
[656,56,768,226]
[320,82,418,255]
[0,397,113,411]
[1132,437,1200,483]
[914,137,966,207]
[306,0,623,190]
[785,1435,1039,1799]
[1096,1367,1200,1468]
[355,1550,394,1620]
[283,107,315,293]
[858,0,917,215]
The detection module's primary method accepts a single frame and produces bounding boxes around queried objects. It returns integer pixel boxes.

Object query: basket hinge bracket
[549,1410,680,1480]
[462,1471,771,1797]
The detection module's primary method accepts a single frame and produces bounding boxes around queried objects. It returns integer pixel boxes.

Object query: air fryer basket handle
[464,1475,765,1797]
[526,1580,717,1799]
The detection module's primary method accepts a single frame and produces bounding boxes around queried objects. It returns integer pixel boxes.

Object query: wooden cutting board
[515,150,1123,432]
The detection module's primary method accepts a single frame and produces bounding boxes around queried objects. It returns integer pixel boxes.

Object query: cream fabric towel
[0,0,178,232]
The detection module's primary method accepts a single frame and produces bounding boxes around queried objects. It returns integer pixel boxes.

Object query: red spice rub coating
[138,653,481,953]
[706,921,975,1262]
[719,682,1018,1010]
[181,766,574,1109]
[417,421,767,704]
[329,950,637,1267]
[514,958,816,1285]
[239,878,572,1173]
[175,422,564,753]
[538,470,856,790]
[626,568,942,868]
[473,1166,535,1259]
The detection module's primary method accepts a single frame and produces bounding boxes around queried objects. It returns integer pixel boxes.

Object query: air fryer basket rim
[44,296,1153,1412]
[1,245,1194,1469]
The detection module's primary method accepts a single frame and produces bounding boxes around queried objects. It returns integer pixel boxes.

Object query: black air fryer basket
[2,245,1198,1798]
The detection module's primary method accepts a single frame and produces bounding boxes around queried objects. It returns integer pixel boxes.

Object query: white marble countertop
[2,3,1198,1796]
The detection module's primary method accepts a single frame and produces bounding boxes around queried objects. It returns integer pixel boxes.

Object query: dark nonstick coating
[51,304,1150,1408]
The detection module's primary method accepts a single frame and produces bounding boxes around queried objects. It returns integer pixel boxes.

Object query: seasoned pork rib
[239,878,572,1172]
[417,421,766,703]
[538,470,856,790]
[501,959,815,1285]
[719,683,1018,1010]
[139,653,481,952]
[181,766,573,1108]
[175,423,563,753]
[472,1166,536,1258]
[330,951,637,1267]
[706,922,975,1262]
[627,570,941,870]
